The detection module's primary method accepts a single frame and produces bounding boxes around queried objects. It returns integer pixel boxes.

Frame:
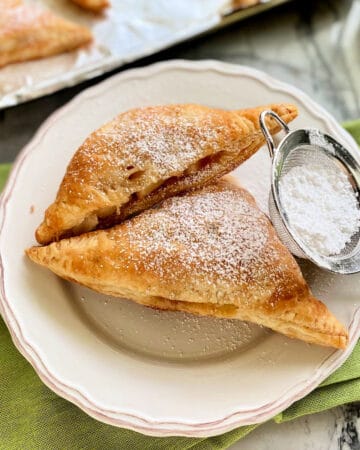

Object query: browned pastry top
[27,180,348,349]
[70,0,109,13]
[35,103,298,244]
[0,0,92,68]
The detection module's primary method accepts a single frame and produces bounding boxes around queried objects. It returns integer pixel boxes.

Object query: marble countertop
[1,0,359,448]
[231,404,360,449]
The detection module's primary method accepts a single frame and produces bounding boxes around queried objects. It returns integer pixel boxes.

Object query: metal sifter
[259,110,360,275]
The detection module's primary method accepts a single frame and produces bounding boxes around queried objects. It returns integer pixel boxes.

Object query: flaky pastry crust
[0,0,92,68]
[36,103,298,244]
[70,0,109,13]
[27,181,348,349]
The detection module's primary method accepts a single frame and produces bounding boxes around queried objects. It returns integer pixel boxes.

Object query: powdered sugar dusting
[79,105,228,184]
[1,2,51,31]
[123,183,273,285]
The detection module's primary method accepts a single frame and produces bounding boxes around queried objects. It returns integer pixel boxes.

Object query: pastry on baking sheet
[35,103,298,245]
[70,0,109,13]
[0,0,92,68]
[27,180,348,349]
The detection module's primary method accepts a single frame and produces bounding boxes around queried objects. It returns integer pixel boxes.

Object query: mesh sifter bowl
[260,110,360,274]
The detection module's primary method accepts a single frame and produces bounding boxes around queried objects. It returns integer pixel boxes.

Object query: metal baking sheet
[0,0,290,109]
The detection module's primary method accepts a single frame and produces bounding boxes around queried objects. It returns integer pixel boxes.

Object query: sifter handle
[260,110,290,158]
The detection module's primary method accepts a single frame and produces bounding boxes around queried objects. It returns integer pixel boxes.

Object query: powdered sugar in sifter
[259,110,360,274]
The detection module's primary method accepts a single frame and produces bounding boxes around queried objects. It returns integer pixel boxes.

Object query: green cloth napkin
[1,120,360,450]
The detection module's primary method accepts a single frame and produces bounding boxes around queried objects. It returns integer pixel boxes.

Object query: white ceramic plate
[1,60,360,438]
